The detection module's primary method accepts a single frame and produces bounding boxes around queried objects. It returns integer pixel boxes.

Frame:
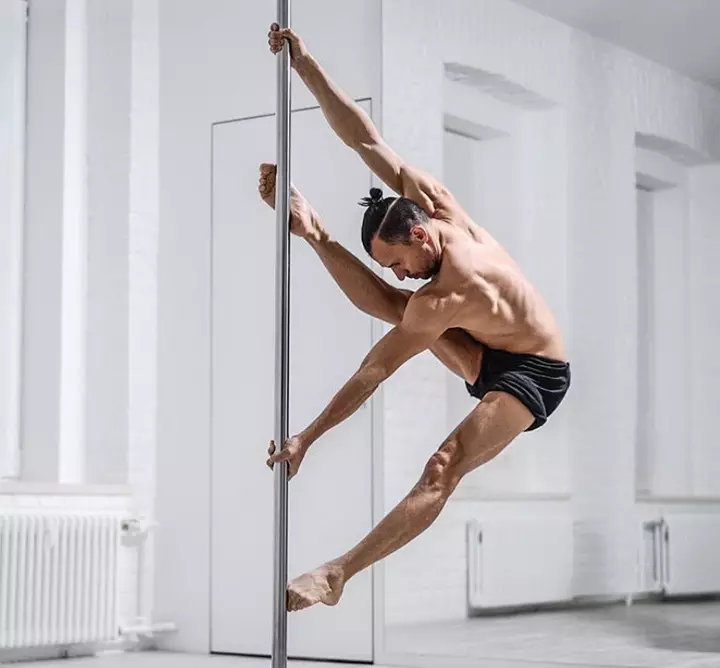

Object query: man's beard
[418,256,442,280]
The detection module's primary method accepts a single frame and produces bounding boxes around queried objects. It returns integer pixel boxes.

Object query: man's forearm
[306,217,405,323]
[294,54,377,149]
[302,364,384,447]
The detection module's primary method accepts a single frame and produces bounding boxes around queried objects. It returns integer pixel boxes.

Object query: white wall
[688,165,720,495]
[635,186,654,496]
[381,0,720,624]
[634,148,698,498]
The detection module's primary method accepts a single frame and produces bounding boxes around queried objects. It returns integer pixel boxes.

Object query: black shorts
[465,346,571,431]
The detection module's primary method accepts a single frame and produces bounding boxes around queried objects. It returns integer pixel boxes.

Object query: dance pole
[272,0,291,666]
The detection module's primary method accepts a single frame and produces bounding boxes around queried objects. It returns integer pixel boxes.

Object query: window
[0,0,27,479]
[635,146,690,496]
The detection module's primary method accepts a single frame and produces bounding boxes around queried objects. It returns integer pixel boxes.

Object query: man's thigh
[432,391,535,483]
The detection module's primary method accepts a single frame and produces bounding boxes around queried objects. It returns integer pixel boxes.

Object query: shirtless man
[259,24,571,612]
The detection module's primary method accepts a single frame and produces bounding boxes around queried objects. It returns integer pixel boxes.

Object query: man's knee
[418,438,462,497]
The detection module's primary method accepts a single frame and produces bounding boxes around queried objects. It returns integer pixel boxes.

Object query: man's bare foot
[286,562,346,612]
[257,163,323,242]
[258,163,278,209]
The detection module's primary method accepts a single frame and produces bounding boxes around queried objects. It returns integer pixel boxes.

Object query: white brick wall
[381,0,720,622]
[565,30,639,597]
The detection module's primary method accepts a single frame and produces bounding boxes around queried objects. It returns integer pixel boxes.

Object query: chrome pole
[272,0,291,666]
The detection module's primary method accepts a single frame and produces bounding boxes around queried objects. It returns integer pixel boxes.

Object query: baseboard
[0,641,140,664]
[467,592,675,618]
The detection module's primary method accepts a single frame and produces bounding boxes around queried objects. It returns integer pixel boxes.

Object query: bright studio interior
[2,1,720,668]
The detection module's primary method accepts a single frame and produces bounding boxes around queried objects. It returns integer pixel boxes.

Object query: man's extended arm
[268,25,453,217]
[298,293,454,449]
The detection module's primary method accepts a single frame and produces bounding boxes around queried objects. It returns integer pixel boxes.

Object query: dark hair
[358,187,428,255]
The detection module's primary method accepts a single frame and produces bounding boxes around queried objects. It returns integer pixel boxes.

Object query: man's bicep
[355,139,405,194]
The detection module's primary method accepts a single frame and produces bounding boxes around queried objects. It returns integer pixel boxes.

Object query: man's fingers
[266,435,301,477]
[268,449,291,465]
[268,24,291,37]
[266,457,294,477]
[260,163,276,174]
[266,441,277,469]
[268,25,297,53]
[266,455,286,468]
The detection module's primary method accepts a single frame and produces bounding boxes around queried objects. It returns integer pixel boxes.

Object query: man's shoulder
[405,283,460,324]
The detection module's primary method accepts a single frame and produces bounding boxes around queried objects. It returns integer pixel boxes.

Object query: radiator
[642,514,720,596]
[639,519,667,593]
[466,518,573,610]
[0,512,122,649]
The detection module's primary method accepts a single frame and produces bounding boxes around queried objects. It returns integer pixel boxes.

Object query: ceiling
[510,0,720,89]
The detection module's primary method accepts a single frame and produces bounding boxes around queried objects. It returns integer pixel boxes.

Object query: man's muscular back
[268,23,565,363]
[413,196,567,362]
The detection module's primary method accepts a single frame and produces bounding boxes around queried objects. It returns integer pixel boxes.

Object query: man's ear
[410,225,427,244]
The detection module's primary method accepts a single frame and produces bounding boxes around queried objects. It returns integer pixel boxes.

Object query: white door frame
[209,99,385,661]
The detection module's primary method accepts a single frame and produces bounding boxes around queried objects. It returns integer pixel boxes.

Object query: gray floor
[385,601,720,667]
[25,602,720,668]
[26,655,375,668]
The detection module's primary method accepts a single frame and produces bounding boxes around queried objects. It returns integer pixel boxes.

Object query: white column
[22,0,88,482]
[128,0,160,621]
[58,0,89,483]
[567,36,637,597]
[0,0,27,479]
